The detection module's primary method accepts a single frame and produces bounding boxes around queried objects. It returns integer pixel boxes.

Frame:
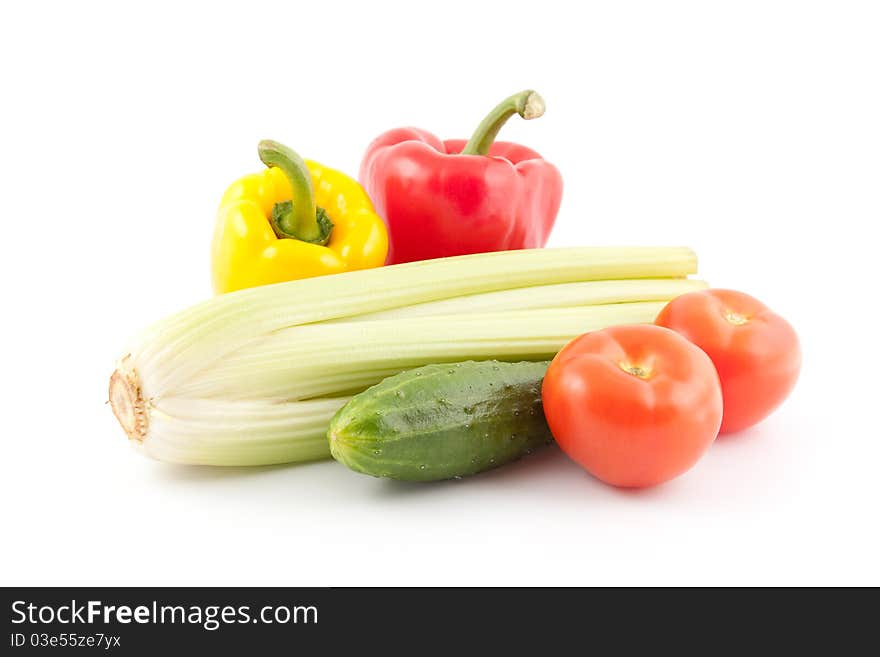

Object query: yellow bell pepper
[211,140,388,294]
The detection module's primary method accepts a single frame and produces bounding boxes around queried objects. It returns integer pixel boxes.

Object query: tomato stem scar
[724,309,750,326]
[620,363,653,379]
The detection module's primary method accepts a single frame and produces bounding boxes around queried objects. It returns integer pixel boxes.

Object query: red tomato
[542,324,723,488]
[655,289,801,434]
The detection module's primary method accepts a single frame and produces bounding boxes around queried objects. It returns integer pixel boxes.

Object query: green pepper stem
[258,139,330,244]
[460,90,546,156]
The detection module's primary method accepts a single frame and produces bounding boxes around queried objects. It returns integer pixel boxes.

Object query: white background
[1,0,878,586]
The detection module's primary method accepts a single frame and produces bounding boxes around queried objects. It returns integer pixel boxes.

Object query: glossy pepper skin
[359,91,562,265]
[212,141,388,294]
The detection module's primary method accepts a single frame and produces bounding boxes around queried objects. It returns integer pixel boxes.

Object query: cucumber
[328,360,553,481]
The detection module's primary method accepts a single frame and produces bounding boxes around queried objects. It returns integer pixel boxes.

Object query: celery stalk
[175,302,668,402]
[130,247,697,397]
[344,278,707,321]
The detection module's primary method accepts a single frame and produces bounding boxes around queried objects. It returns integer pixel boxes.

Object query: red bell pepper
[359,90,563,265]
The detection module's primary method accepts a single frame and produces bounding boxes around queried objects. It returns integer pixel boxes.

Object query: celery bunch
[110,247,703,465]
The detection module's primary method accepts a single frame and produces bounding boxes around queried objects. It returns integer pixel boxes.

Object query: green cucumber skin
[328,360,553,482]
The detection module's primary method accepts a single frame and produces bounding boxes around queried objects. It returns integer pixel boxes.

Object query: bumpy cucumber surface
[328,360,553,481]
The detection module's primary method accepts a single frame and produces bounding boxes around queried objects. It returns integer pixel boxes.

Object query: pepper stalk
[461,90,546,156]
[257,139,333,245]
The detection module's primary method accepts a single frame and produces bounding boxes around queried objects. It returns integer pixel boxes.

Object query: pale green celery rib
[338,278,707,322]
[171,301,667,402]
[174,279,704,399]
[145,302,667,465]
[173,367,404,403]
[142,397,349,466]
[130,247,697,397]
